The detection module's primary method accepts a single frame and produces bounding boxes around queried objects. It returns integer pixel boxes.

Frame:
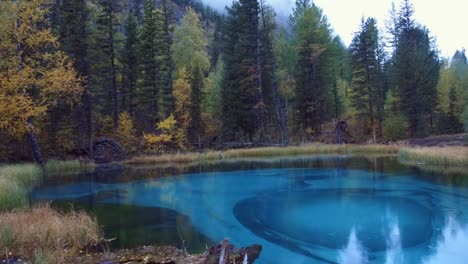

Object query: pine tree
[259,1,288,144]
[221,0,261,142]
[51,0,94,157]
[95,0,120,129]
[349,18,384,142]
[156,0,175,120]
[395,23,440,136]
[121,10,139,117]
[290,0,312,28]
[139,0,159,130]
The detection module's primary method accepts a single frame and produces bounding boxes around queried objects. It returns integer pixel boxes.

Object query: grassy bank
[0,161,100,263]
[399,147,468,167]
[124,144,401,165]
[0,204,101,263]
[0,160,94,211]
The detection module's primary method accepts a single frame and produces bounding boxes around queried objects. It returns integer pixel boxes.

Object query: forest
[1,0,467,163]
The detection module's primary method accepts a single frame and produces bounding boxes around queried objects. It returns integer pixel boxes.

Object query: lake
[31,155,468,264]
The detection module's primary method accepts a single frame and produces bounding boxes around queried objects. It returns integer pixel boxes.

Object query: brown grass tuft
[0,204,101,263]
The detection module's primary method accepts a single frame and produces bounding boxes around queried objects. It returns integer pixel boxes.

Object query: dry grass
[0,204,101,263]
[399,146,468,167]
[124,144,401,165]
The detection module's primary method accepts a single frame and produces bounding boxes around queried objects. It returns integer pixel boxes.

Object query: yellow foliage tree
[143,115,185,153]
[173,68,191,144]
[116,112,136,154]
[0,0,83,163]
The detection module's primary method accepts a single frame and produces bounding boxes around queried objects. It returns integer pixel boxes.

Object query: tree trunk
[334,120,347,144]
[109,7,118,129]
[27,120,44,166]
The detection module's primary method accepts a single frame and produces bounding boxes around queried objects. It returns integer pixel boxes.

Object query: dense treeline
[0,0,466,162]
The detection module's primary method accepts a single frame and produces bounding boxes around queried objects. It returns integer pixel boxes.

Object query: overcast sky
[204,0,467,58]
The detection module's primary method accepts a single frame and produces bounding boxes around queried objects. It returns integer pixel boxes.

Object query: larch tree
[172,7,210,146]
[173,68,191,146]
[0,0,83,164]
[293,2,335,137]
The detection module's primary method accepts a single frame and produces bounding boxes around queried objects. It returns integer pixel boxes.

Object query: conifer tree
[259,1,288,143]
[293,3,334,137]
[349,18,384,142]
[50,0,92,155]
[121,10,139,117]
[221,0,261,142]
[156,0,175,119]
[95,0,120,129]
[395,1,440,136]
[139,0,159,129]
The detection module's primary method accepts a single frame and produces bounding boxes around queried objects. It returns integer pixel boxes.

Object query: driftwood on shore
[203,239,262,264]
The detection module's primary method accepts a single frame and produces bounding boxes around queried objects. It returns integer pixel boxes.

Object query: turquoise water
[31,156,468,263]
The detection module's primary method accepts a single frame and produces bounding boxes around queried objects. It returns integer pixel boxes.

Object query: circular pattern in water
[234,188,434,252]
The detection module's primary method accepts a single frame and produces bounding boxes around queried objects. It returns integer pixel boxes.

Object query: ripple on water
[234,188,434,253]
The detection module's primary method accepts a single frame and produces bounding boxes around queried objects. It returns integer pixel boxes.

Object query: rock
[93,137,125,164]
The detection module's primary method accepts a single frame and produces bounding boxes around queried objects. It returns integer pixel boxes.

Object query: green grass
[124,144,400,165]
[0,164,41,211]
[44,159,95,175]
[398,147,468,167]
[0,160,95,211]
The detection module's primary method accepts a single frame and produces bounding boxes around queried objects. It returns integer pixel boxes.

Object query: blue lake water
[31,156,468,263]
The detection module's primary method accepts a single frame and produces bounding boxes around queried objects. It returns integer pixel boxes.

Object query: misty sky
[204,0,467,58]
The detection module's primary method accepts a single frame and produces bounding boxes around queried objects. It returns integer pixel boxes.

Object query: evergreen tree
[121,10,139,117]
[290,0,312,28]
[221,0,261,142]
[349,18,384,142]
[395,26,440,136]
[259,1,288,143]
[139,0,159,129]
[293,3,334,137]
[155,0,175,119]
[52,0,93,156]
[95,0,120,129]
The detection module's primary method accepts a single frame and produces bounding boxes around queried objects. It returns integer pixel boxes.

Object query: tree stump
[334,120,347,144]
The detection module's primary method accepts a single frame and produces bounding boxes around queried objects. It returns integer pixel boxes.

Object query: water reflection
[338,217,468,264]
[423,218,468,264]
[338,229,368,264]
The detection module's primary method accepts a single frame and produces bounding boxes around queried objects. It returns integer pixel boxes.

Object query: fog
[203,0,295,15]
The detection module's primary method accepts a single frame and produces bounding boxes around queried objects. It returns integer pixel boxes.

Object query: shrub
[116,112,137,154]
[143,115,185,153]
[383,115,408,141]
